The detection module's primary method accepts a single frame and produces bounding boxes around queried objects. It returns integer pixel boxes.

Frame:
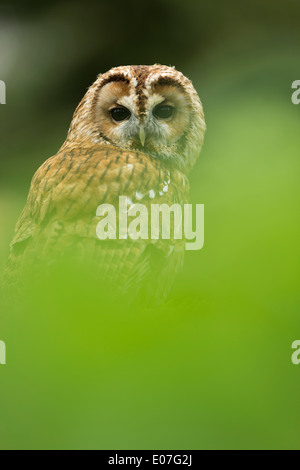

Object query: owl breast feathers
[5,65,206,304]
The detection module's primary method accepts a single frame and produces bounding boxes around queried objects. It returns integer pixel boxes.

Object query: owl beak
[139,126,146,147]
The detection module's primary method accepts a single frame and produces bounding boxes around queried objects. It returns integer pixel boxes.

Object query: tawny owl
[5,65,206,304]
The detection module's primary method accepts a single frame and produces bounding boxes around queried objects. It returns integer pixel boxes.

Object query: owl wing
[5,145,189,303]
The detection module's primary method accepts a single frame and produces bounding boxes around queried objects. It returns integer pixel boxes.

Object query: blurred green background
[0,0,300,450]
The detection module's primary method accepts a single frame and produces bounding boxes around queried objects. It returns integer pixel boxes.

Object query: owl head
[65,65,206,173]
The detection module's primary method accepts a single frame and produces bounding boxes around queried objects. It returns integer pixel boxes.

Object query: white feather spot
[135,191,145,200]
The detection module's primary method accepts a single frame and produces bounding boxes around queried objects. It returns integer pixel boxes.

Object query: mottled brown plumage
[5,65,205,303]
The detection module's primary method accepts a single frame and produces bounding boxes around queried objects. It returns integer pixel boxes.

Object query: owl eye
[153,104,174,120]
[110,107,131,122]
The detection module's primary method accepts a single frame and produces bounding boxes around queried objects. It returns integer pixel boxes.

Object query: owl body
[5,65,205,303]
